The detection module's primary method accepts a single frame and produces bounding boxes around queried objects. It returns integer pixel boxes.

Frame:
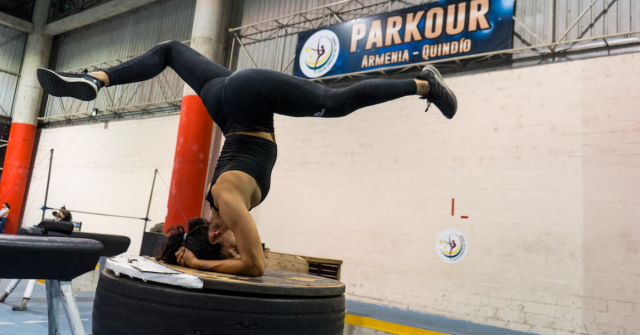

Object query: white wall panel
[22,115,180,255]
[248,51,640,335]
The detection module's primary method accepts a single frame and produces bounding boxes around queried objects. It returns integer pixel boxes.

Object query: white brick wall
[248,53,640,334]
[22,116,180,254]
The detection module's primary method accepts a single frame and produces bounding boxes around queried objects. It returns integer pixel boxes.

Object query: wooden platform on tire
[145,257,345,297]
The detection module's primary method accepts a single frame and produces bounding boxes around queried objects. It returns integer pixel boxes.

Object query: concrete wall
[22,116,180,254]
[248,52,640,335]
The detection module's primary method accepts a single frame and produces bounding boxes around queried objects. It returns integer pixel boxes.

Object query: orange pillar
[0,124,37,234]
[164,96,213,230]
[0,0,51,234]
[163,0,229,233]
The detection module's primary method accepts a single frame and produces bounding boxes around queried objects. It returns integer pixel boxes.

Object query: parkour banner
[293,0,515,79]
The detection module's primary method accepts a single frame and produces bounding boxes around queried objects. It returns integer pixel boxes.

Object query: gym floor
[0,279,93,335]
[1,278,535,335]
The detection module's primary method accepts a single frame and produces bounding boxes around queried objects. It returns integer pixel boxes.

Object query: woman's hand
[175,247,199,268]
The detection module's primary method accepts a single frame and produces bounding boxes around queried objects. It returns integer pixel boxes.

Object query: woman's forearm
[213,188,267,277]
[196,257,263,277]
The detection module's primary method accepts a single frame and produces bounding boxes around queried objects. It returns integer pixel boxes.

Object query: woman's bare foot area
[414,79,430,96]
[91,72,110,86]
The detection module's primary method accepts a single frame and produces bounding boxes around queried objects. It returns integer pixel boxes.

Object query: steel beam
[0,12,34,34]
[41,105,182,128]
[513,16,546,45]
[44,0,160,36]
[40,98,183,122]
[59,281,85,335]
[235,34,258,68]
[45,280,61,335]
[230,0,392,38]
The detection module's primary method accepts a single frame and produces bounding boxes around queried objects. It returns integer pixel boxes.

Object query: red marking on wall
[461,216,468,219]
[451,198,455,216]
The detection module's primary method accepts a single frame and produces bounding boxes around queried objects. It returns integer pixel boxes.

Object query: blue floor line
[0,279,94,335]
[346,300,538,335]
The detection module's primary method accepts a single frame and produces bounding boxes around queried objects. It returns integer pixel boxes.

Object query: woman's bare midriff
[224,131,276,143]
[216,131,274,209]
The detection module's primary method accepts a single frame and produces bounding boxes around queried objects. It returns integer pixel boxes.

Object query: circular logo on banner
[436,229,468,264]
[299,30,340,78]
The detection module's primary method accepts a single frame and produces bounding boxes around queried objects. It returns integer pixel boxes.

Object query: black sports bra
[205,134,277,211]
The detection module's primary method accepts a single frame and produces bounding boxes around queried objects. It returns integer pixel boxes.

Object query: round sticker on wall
[299,29,340,78]
[436,229,468,264]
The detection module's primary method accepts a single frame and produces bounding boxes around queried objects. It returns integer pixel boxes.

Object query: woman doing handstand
[37,40,457,277]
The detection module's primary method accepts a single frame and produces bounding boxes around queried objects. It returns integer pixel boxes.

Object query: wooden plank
[266,252,309,274]
[145,257,344,297]
[307,256,343,265]
[267,251,343,265]
[266,251,343,280]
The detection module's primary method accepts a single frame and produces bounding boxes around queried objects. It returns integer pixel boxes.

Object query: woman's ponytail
[155,217,217,265]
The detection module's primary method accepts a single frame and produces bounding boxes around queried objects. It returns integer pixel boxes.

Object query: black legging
[104,40,417,134]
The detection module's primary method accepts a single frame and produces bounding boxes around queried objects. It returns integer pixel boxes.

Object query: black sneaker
[37,68,105,101]
[416,65,457,119]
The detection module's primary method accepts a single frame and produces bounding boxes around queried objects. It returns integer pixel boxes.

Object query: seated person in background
[51,211,61,221]
[59,210,72,222]
[0,203,9,234]
[156,218,238,266]
[149,222,164,234]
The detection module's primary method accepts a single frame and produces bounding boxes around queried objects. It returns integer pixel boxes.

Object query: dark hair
[156,217,227,265]
[3,203,9,209]
[60,210,72,222]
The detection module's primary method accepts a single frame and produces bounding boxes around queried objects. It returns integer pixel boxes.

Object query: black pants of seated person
[103,40,418,135]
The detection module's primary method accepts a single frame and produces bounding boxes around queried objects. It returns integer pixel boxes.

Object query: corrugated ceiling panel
[0,25,27,117]
[53,0,196,71]
[44,0,196,118]
[236,0,337,71]
[552,0,636,43]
